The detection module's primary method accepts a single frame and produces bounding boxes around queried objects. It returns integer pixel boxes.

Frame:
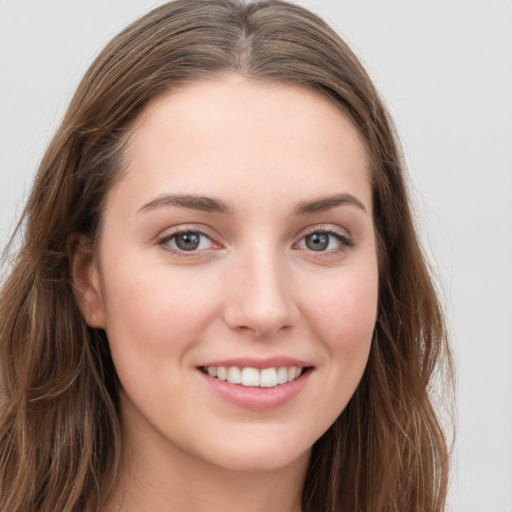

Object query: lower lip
[198,369,311,411]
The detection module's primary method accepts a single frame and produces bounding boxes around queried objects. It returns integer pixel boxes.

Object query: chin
[210,445,310,474]
[191,428,314,474]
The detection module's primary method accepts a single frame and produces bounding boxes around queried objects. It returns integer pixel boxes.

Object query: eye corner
[294,226,355,256]
[156,226,222,257]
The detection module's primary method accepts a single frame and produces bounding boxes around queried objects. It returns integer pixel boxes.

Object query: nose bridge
[224,241,298,337]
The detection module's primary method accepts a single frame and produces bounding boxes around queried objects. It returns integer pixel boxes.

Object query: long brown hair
[0,1,453,510]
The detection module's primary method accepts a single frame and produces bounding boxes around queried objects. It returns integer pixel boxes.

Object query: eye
[296,229,353,253]
[304,232,331,251]
[160,230,216,253]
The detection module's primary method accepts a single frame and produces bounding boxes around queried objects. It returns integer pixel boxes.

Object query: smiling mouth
[199,366,310,388]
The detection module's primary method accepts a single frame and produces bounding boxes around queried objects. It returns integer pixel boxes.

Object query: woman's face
[76,75,378,474]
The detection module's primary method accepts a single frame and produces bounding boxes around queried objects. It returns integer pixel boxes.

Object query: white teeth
[260,368,278,387]
[227,367,242,384]
[241,367,260,387]
[204,365,305,388]
[277,367,288,384]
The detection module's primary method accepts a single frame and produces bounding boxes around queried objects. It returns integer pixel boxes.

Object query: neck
[102,399,309,512]
[104,446,308,512]
[105,461,306,512]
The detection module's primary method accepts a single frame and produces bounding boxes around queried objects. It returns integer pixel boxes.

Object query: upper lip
[197,356,313,370]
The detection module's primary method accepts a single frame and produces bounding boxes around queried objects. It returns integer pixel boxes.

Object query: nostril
[232,320,294,338]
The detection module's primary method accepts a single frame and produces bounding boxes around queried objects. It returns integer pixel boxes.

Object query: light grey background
[1,1,511,511]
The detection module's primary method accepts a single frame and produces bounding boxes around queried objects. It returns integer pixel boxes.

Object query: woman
[0,1,452,511]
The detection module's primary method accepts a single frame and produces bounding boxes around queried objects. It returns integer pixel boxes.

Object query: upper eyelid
[157,230,219,259]
[296,230,352,247]
[156,223,352,247]
[296,223,352,240]
[158,224,216,240]
[293,226,355,253]
[157,226,219,252]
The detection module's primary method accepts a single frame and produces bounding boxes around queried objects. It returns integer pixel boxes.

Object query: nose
[223,249,299,338]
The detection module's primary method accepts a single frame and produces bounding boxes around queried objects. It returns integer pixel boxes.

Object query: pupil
[306,233,328,251]
[176,233,200,251]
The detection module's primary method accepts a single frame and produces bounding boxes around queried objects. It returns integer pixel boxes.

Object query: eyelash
[157,227,354,257]
[157,227,217,257]
[296,228,354,255]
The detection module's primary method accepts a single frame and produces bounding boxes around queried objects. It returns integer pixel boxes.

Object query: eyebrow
[138,192,367,216]
[138,194,236,215]
[293,193,368,215]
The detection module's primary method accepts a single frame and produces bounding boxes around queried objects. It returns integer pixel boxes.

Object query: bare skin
[74,74,378,511]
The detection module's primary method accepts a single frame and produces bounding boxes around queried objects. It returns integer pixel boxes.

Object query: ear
[67,233,107,329]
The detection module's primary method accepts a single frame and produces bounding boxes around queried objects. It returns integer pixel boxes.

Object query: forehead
[112,75,372,214]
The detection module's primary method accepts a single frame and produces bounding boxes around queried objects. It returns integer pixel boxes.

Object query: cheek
[99,257,222,366]
[303,265,378,365]
[292,264,378,440]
